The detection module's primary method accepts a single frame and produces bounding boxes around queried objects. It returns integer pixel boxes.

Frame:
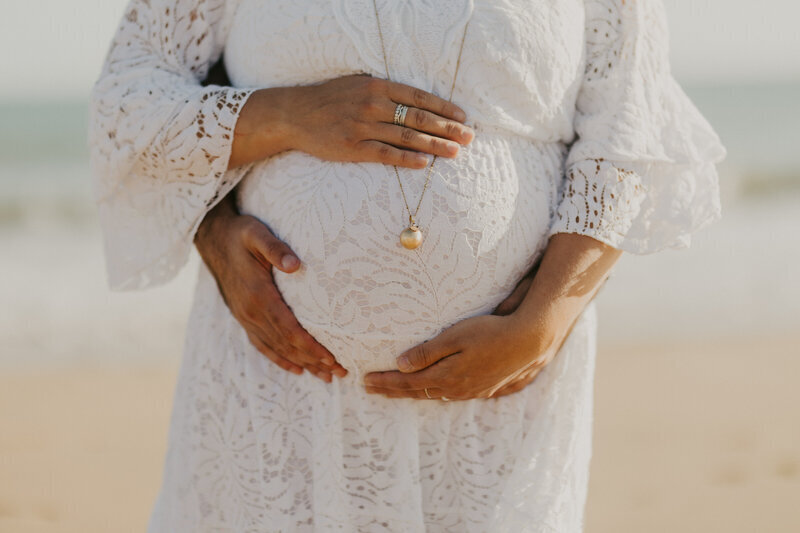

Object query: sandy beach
[1,336,798,533]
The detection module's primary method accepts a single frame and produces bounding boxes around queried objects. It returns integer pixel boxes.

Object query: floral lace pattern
[548,0,727,250]
[88,0,725,531]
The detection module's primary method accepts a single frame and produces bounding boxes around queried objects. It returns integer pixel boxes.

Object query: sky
[1,0,799,101]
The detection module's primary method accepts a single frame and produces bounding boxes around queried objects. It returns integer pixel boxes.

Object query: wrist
[506,306,565,360]
[231,87,298,167]
[195,197,238,268]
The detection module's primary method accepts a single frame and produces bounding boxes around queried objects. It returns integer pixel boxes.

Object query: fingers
[395,329,460,373]
[401,106,474,145]
[246,332,303,375]
[242,216,301,274]
[375,100,474,145]
[259,281,339,367]
[236,216,348,380]
[364,385,453,400]
[363,369,433,391]
[491,368,541,397]
[385,81,467,123]
[371,123,461,159]
[356,140,430,169]
[247,326,334,382]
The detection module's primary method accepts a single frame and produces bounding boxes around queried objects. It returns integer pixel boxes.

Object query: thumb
[396,328,458,373]
[243,217,301,273]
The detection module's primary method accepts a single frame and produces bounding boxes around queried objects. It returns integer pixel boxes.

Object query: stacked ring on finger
[393,103,409,127]
[424,387,452,401]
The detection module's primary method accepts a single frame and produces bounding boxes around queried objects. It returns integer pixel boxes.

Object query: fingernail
[333,368,348,378]
[320,357,335,367]
[445,141,459,156]
[396,355,412,372]
[281,255,299,270]
[414,154,429,167]
[461,128,474,143]
[454,109,467,122]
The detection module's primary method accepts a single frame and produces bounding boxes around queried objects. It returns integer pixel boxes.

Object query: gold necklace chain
[370,0,470,249]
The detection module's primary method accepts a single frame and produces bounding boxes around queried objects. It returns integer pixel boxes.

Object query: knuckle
[412,108,429,129]
[442,102,459,118]
[444,121,461,138]
[377,144,393,160]
[359,96,382,115]
[263,241,286,263]
[417,343,433,365]
[341,128,359,147]
[240,218,263,246]
[241,303,261,323]
[398,150,413,166]
[400,127,416,144]
[282,328,300,347]
[411,88,429,108]
[350,119,369,138]
[363,76,384,93]
[428,137,445,153]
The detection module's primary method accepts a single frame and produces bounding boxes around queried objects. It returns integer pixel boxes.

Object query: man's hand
[195,192,347,382]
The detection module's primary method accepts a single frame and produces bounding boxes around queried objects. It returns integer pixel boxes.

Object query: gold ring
[424,387,432,399]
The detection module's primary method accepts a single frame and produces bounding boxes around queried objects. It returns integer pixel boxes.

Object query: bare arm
[363,233,621,400]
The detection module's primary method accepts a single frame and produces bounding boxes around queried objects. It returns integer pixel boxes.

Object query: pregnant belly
[238,132,566,377]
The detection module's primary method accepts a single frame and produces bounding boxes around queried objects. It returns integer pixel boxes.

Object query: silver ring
[440,396,451,402]
[424,387,432,399]
[394,103,409,126]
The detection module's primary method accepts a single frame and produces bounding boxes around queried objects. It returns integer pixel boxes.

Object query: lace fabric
[548,0,727,251]
[88,0,725,531]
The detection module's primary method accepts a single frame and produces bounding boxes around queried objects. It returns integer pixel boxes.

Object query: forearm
[228,87,299,169]
[194,187,239,270]
[511,233,622,352]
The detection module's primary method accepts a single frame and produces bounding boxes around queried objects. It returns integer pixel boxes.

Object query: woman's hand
[364,234,623,400]
[195,192,347,383]
[363,313,552,401]
[363,262,544,400]
[229,75,474,169]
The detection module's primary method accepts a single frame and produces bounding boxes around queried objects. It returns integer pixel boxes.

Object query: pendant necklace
[370,0,471,250]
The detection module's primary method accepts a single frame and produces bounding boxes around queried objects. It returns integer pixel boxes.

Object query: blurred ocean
[1,81,799,367]
[2,82,799,226]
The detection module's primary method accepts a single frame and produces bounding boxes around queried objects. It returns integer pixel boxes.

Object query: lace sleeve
[548,0,727,253]
[88,0,253,290]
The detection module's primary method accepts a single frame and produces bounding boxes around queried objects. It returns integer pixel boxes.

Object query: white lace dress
[89,0,726,531]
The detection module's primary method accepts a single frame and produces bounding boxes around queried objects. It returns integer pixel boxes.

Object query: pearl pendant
[400,225,423,250]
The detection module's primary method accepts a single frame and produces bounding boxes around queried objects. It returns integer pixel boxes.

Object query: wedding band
[393,103,409,126]
[424,387,432,399]
[440,396,451,402]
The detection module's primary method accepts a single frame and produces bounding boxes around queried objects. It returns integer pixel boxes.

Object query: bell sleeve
[88,0,254,290]
[548,0,727,253]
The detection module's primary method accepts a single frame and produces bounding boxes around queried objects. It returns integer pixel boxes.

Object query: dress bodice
[224,0,586,143]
